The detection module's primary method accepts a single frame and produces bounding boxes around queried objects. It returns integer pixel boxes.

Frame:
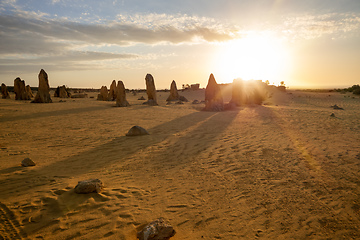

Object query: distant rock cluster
[4,69,270,112]
[97,80,130,107]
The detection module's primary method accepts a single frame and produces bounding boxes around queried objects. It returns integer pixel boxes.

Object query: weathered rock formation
[26,85,34,98]
[54,85,71,98]
[126,126,149,136]
[203,73,224,111]
[115,81,130,107]
[230,79,245,106]
[166,80,180,101]
[137,218,176,240]
[108,80,117,101]
[97,86,109,101]
[14,77,31,100]
[1,83,10,99]
[74,179,104,194]
[21,158,36,167]
[144,74,158,106]
[166,80,189,102]
[32,69,52,103]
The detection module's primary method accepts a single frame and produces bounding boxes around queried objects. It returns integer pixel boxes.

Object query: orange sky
[0,0,359,89]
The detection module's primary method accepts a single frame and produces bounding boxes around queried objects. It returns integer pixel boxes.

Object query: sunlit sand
[1,87,360,239]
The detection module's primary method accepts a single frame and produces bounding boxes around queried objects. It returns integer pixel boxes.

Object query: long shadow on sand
[1,108,241,198]
[0,105,107,123]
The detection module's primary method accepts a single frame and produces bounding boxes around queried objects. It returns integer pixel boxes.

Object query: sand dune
[1,89,360,239]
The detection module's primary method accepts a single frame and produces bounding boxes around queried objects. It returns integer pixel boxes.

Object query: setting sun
[214,32,291,84]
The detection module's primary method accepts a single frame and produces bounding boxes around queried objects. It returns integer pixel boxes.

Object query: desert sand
[1,87,360,239]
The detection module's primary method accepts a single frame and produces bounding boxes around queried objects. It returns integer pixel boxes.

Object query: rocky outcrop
[166,80,188,102]
[21,158,36,167]
[14,77,30,100]
[230,79,245,106]
[137,218,176,240]
[331,104,344,110]
[166,80,180,101]
[115,81,130,107]
[1,83,10,99]
[144,74,158,106]
[203,74,223,111]
[126,126,149,136]
[108,80,117,101]
[74,179,104,194]
[32,69,52,103]
[54,85,71,98]
[26,85,34,98]
[97,86,108,101]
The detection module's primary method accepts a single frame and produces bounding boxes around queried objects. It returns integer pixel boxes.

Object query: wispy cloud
[0,10,237,55]
[0,6,238,73]
[280,13,360,40]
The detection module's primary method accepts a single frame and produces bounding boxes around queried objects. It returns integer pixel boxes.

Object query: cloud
[0,8,238,73]
[280,13,360,40]
[0,51,138,73]
[0,10,237,55]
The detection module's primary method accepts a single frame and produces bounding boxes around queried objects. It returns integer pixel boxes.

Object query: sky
[0,0,360,89]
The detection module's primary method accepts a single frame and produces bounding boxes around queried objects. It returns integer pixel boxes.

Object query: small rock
[330,113,335,117]
[126,126,150,136]
[74,179,104,194]
[21,158,36,167]
[175,101,183,104]
[192,100,200,104]
[138,96,146,100]
[137,218,176,240]
[331,104,344,110]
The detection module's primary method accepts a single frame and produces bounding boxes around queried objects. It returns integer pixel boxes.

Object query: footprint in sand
[0,201,27,239]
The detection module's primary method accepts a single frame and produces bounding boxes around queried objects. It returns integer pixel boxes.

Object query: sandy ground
[1,87,360,239]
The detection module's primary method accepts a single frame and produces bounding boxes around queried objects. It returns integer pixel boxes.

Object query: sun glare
[214,32,290,84]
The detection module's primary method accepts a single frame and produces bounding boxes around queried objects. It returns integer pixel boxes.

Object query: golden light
[214,31,291,84]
